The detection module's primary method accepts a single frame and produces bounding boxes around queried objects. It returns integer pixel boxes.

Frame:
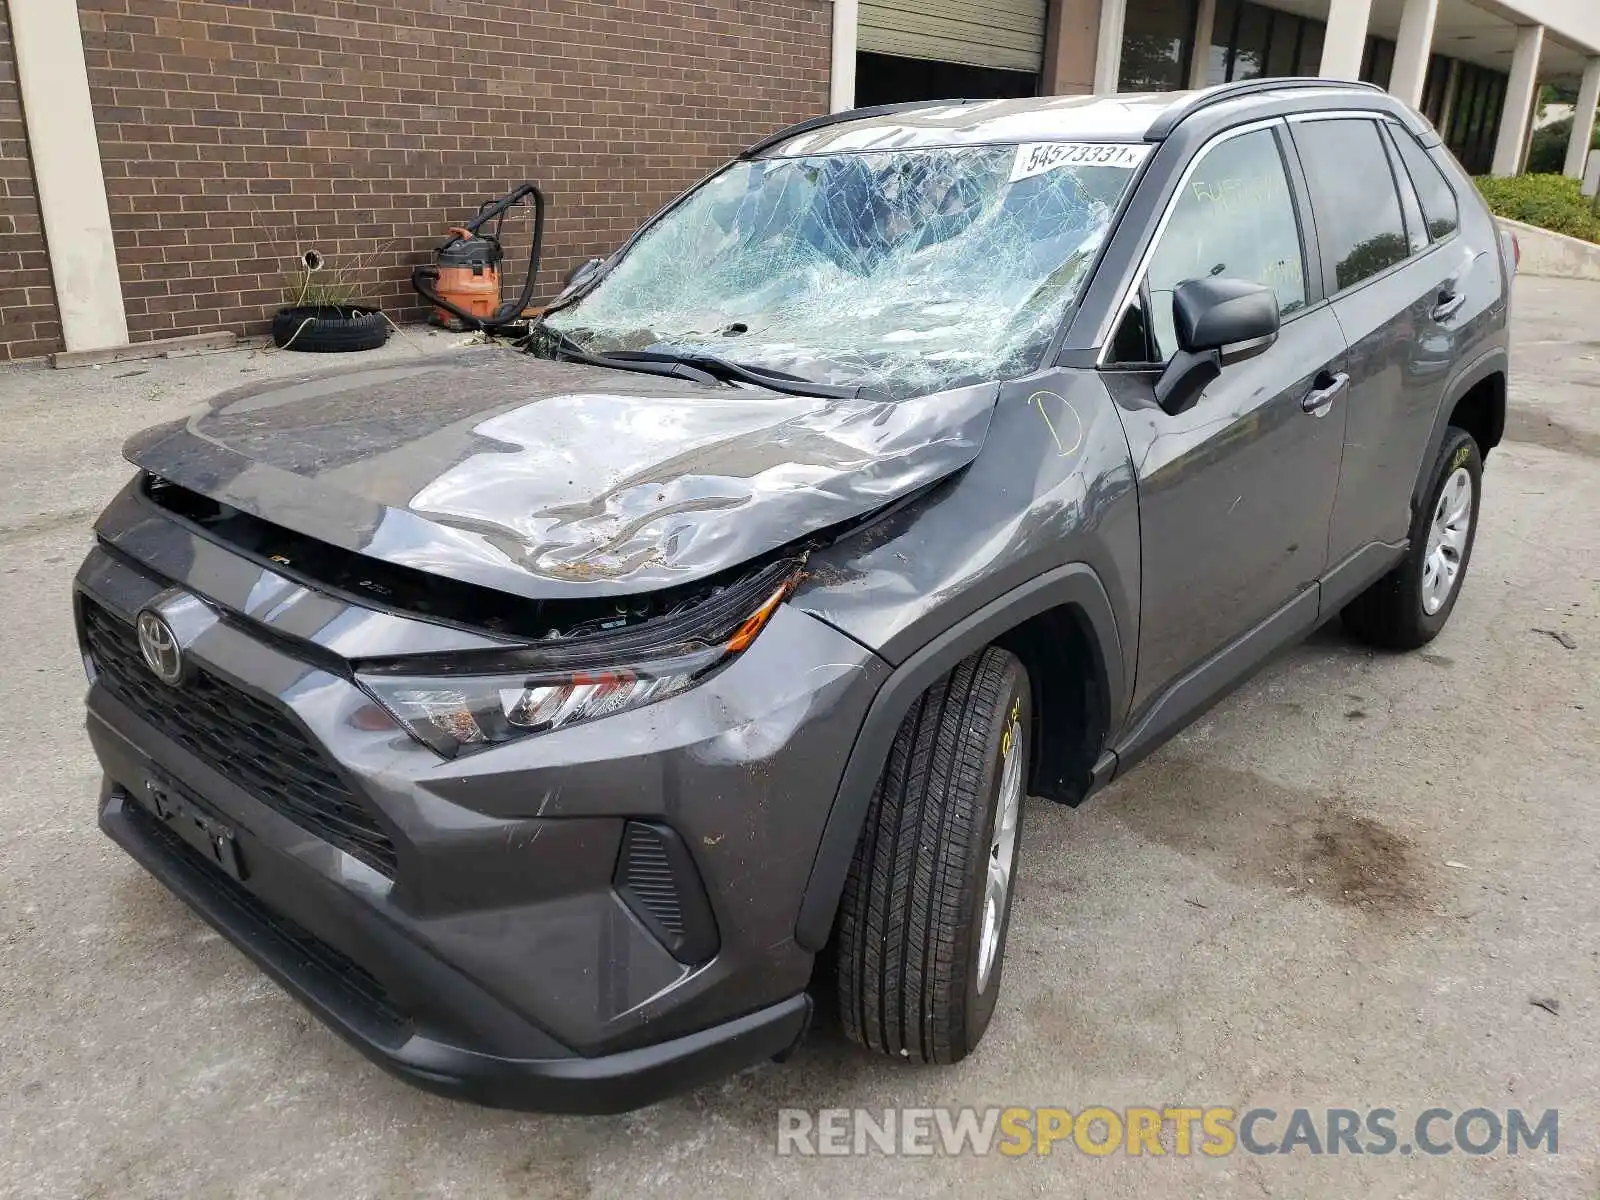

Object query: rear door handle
[1431,289,1465,321]
[1302,371,1348,417]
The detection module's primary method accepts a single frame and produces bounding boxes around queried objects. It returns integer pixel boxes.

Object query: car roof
[750,79,1414,158]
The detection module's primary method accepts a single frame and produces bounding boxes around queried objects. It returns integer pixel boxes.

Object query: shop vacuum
[412,183,546,334]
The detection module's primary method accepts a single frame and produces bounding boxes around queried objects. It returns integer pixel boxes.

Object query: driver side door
[1102,120,1349,750]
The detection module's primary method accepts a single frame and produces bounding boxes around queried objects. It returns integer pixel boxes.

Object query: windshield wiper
[530,326,720,386]
[606,350,889,401]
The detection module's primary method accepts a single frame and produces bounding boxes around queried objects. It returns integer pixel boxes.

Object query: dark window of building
[854,52,1038,107]
[1420,54,1449,126]
[1462,70,1492,164]
[1208,0,1325,86]
[1206,0,1238,85]
[1386,121,1459,241]
[1476,75,1507,171]
[1119,0,1198,91]
[1294,118,1410,292]
[1359,36,1395,90]
[1229,1,1272,80]
[1265,13,1301,77]
[1439,62,1509,175]
[1295,21,1325,75]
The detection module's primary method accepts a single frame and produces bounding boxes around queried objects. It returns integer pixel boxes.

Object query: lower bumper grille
[82,598,398,878]
[129,798,409,1036]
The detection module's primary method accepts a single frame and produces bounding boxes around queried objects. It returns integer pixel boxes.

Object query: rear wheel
[834,646,1030,1064]
[1342,426,1482,650]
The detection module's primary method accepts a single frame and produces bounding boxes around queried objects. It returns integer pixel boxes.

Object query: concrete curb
[1498,216,1600,281]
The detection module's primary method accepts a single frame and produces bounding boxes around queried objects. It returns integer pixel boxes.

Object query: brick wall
[77,0,831,346]
[0,5,61,362]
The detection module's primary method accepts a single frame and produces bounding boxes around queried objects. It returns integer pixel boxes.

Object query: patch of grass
[280,244,393,311]
[1473,173,1600,243]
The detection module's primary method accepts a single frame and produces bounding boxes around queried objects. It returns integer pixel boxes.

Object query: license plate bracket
[139,776,247,882]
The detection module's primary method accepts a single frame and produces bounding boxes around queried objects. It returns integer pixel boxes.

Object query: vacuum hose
[412,182,546,333]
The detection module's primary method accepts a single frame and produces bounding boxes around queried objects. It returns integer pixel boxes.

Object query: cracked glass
[541,145,1144,398]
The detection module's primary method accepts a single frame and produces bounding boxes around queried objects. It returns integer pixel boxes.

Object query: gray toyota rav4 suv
[77,79,1510,1112]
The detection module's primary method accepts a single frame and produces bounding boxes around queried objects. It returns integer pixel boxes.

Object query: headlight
[357,559,800,757]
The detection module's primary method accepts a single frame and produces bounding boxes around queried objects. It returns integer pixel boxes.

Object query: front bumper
[77,499,888,1111]
[100,783,810,1112]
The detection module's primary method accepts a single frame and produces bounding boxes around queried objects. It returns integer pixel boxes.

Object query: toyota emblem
[137,609,185,685]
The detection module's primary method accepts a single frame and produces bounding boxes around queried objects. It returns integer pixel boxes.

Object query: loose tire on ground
[835,645,1031,1065]
[271,305,390,353]
[1342,426,1483,650]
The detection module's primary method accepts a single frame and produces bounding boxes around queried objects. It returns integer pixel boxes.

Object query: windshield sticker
[1009,142,1151,183]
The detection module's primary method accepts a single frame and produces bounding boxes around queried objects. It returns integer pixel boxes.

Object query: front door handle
[1302,370,1349,417]
[1431,288,1466,321]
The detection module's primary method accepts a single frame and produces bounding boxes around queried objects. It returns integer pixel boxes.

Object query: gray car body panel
[76,80,1510,1111]
[125,350,999,598]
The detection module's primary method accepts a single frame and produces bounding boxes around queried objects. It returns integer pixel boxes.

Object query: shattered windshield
[541,143,1148,397]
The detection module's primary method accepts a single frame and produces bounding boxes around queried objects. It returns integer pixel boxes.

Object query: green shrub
[1524,116,1600,175]
[1473,173,1600,242]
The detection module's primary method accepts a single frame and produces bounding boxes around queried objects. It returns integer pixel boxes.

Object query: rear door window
[1385,123,1460,241]
[1293,118,1410,292]
[1384,132,1430,254]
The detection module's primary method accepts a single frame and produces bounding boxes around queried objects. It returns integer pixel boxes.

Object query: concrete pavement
[0,283,1595,1198]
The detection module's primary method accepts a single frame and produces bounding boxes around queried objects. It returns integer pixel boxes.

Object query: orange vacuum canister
[430,227,503,330]
[413,183,545,334]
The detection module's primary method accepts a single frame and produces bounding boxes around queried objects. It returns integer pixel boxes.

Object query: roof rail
[740,98,986,159]
[1144,76,1386,140]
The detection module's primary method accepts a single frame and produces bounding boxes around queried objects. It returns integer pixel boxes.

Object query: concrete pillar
[829,0,858,112]
[1042,0,1101,94]
[1320,0,1374,81]
[1492,24,1544,177]
[1565,56,1600,179]
[5,0,129,352]
[1389,0,1439,108]
[1189,0,1217,89]
[1094,0,1127,93]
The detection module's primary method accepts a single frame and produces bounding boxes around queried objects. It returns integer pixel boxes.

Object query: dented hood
[125,347,998,599]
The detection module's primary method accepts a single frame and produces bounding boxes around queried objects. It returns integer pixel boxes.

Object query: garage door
[858,0,1048,74]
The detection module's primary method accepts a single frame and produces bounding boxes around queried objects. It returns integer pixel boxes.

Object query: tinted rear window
[1387,123,1460,241]
[1294,118,1410,292]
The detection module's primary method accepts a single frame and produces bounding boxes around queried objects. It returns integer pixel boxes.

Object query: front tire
[1342,426,1483,650]
[834,646,1030,1064]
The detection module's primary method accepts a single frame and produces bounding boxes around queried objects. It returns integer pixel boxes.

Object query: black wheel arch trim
[794,562,1124,952]
[1411,346,1507,517]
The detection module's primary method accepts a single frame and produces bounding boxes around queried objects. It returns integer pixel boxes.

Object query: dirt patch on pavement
[1111,760,1430,915]
[1504,409,1600,460]
[1289,809,1424,909]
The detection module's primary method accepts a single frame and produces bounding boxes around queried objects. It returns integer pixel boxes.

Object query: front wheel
[1343,426,1483,650]
[834,646,1030,1064]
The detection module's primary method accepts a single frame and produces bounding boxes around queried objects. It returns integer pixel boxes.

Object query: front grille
[82,599,399,878]
[130,799,409,1040]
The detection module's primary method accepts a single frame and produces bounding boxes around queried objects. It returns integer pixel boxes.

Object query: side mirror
[1154,277,1281,416]
[560,256,605,294]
